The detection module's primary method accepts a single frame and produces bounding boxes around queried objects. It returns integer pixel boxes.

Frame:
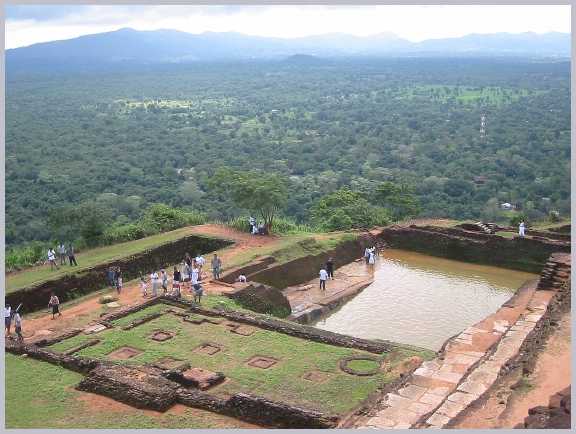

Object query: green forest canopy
[5,57,570,246]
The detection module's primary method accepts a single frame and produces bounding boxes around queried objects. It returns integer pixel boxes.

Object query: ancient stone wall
[6,235,232,312]
[224,282,292,317]
[378,225,569,273]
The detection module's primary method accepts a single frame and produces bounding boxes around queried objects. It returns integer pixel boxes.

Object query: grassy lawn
[4,353,255,429]
[6,226,223,294]
[47,304,433,415]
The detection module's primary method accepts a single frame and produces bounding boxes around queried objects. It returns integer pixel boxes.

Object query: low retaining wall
[224,282,292,317]
[6,235,232,312]
[378,225,569,273]
[247,236,371,290]
[161,296,397,354]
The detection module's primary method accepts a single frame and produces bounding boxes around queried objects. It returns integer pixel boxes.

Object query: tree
[209,168,288,232]
[311,188,390,231]
[371,182,420,221]
[48,203,113,247]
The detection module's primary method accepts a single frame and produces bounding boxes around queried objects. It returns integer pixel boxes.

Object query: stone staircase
[537,253,571,290]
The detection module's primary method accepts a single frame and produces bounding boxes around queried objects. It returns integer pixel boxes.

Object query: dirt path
[15,225,283,341]
[453,310,571,428]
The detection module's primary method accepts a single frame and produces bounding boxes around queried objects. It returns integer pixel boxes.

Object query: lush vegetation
[6,57,570,247]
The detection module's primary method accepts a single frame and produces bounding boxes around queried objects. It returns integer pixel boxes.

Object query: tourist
[107,266,116,288]
[211,254,222,280]
[47,248,59,270]
[249,216,256,234]
[368,248,376,266]
[172,266,181,298]
[140,275,148,297]
[319,267,328,291]
[185,253,193,269]
[519,221,526,237]
[258,222,266,235]
[161,269,169,295]
[195,253,205,276]
[115,268,123,294]
[251,222,259,235]
[58,242,67,265]
[48,293,62,319]
[191,264,200,290]
[364,247,371,264]
[182,261,191,292]
[13,311,23,343]
[4,304,12,337]
[151,271,160,297]
[67,243,78,266]
[326,257,335,280]
[193,283,204,304]
[238,274,247,283]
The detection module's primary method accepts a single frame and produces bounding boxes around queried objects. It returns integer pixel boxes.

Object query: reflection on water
[314,249,537,351]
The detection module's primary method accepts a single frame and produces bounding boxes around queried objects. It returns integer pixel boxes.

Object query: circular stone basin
[339,355,382,376]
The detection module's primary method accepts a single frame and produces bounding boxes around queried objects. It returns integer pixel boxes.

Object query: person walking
[106,267,115,288]
[151,271,160,297]
[13,311,23,343]
[5,304,12,337]
[172,266,181,298]
[195,253,205,277]
[319,267,328,291]
[364,247,371,265]
[191,264,200,292]
[519,220,526,237]
[161,269,168,295]
[193,283,204,304]
[67,243,78,266]
[211,254,222,280]
[58,242,67,265]
[368,248,376,266]
[326,257,335,280]
[47,248,59,270]
[249,216,256,234]
[140,275,148,297]
[115,268,123,294]
[48,293,62,319]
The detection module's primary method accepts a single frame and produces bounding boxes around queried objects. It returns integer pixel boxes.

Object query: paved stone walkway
[359,253,570,430]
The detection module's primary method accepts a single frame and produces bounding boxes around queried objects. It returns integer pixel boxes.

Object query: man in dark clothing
[326,257,335,280]
[68,244,78,266]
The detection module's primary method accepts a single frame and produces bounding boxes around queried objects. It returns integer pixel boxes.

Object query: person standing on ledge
[368,248,376,266]
[172,266,181,298]
[364,246,371,264]
[67,243,78,266]
[319,266,328,291]
[326,257,335,280]
[58,242,67,266]
[193,282,204,304]
[211,254,222,280]
[48,293,62,319]
[519,220,526,237]
[47,248,59,271]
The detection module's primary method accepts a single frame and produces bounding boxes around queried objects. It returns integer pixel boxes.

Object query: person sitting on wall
[237,274,247,283]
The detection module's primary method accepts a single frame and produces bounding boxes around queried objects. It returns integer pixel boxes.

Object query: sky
[5,5,572,49]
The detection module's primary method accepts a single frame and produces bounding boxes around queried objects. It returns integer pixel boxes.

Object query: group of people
[318,257,335,291]
[4,304,23,342]
[106,266,123,294]
[47,243,78,270]
[139,253,224,304]
[364,246,378,265]
[248,216,267,236]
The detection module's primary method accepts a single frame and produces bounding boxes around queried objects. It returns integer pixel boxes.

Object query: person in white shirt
[249,216,256,234]
[237,274,247,283]
[47,248,59,270]
[319,267,328,291]
[364,247,371,264]
[140,276,148,297]
[191,266,200,287]
[150,271,160,297]
[58,243,67,265]
[519,221,526,237]
[368,249,376,265]
[195,254,205,279]
[5,304,12,337]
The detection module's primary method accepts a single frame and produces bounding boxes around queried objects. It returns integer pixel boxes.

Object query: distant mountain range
[6,28,570,69]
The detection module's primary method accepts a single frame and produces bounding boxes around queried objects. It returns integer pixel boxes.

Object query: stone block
[419,392,445,407]
[431,371,463,384]
[385,393,413,408]
[457,379,487,396]
[447,391,477,406]
[398,384,427,400]
[408,401,433,415]
[426,412,451,427]
[435,399,467,418]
